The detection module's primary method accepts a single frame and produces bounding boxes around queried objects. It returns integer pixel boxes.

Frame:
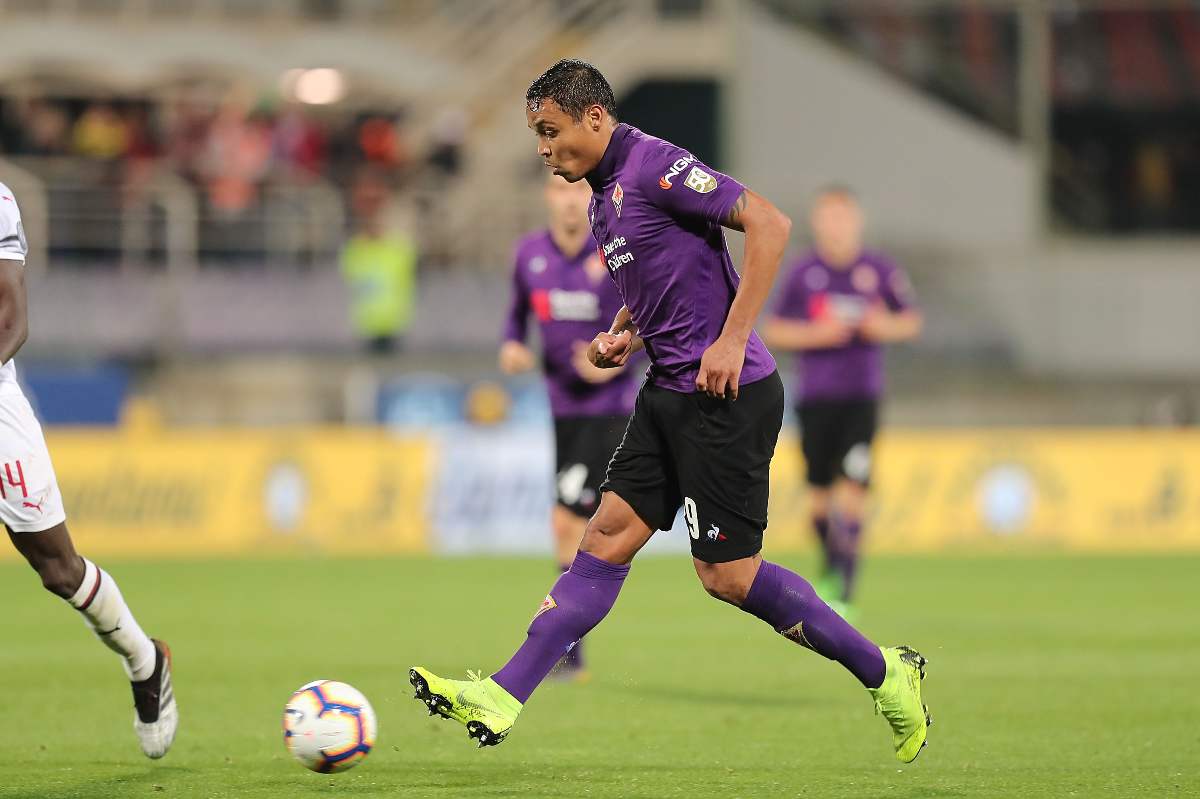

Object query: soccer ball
[283,680,377,773]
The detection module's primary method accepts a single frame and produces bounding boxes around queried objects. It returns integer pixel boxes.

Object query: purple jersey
[773,249,917,401]
[502,229,638,418]
[585,124,777,394]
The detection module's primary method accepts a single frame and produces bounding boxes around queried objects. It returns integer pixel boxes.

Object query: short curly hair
[526,59,617,121]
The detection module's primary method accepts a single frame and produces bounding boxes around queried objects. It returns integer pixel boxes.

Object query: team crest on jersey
[534,594,557,620]
[684,166,717,194]
[851,264,878,293]
[612,183,624,217]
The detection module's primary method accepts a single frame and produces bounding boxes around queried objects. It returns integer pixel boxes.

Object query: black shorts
[797,399,879,488]
[600,371,785,563]
[554,415,629,518]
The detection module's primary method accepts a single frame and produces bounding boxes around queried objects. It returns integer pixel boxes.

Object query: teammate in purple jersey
[764,187,923,616]
[410,60,932,764]
[499,172,638,680]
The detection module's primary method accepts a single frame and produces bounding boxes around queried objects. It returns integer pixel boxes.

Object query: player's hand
[572,340,623,383]
[499,341,536,374]
[811,318,855,348]
[696,334,746,400]
[858,304,893,343]
[587,329,634,369]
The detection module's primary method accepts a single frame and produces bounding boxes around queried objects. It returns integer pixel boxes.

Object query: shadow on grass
[366,761,968,799]
[609,680,817,710]
[1,764,197,799]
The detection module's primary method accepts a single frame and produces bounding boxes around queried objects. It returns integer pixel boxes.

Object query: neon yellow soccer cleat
[868,646,932,763]
[409,667,522,748]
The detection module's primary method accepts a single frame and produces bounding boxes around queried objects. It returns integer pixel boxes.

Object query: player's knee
[34,553,84,599]
[696,567,752,606]
[580,515,624,556]
[578,510,641,563]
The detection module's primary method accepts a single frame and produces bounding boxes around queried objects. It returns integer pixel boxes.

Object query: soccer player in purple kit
[764,186,923,618]
[498,171,638,680]
[410,60,932,763]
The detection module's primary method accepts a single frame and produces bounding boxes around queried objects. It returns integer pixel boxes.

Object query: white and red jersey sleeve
[0,184,27,263]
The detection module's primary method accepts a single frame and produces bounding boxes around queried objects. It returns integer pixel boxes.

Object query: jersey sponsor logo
[530,289,602,322]
[612,182,624,217]
[601,236,627,256]
[658,155,696,189]
[809,293,868,325]
[601,235,635,272]
[684,166,717,194]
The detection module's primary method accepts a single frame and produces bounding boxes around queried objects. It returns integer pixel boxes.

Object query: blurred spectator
[199,98,272,216]
[121,105,162,207]
[22,100,70,155]
[1132,141,1174,229]
[72,103,128,160]
[356,115,409,172]
[163,97,213,182]
[340,173,418,354]
[273,105,328,178]
[427,106,466,177]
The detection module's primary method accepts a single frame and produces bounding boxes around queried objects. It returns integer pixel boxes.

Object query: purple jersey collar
[585,123,634,190]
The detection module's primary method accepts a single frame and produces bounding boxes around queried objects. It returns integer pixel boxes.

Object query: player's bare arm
[860,303,924,344]
[762,315,854,351]
[587,305,643,368]
[0,259,29,364]
[696,189,792,399]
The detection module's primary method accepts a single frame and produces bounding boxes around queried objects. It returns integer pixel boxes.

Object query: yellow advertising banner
[0,429,431,560]
[2,427,1198,560]
[767,429,1200,552]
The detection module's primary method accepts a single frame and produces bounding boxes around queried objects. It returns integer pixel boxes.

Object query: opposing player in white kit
[0,183,178,758]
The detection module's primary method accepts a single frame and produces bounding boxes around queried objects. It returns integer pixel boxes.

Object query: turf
[1,553,1197,798]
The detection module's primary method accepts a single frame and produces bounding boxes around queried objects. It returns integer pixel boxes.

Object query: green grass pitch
[1,553,1197,798]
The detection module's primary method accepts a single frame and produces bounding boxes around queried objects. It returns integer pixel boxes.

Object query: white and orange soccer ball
[283,680,377,773]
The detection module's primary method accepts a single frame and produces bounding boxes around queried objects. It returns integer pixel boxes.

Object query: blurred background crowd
[0,0,1196,430]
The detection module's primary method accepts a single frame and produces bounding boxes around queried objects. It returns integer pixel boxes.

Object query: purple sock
[836,519,862,602]
[492,552,627,702]
[555,564,586,670]
[741,560,885,688]
[813,516,834,573]
[564,636,585,669]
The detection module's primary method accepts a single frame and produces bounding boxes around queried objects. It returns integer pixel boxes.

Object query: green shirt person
[340,225,417,353]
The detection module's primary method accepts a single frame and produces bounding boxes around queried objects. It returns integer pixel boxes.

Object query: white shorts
[0,390,67,533]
